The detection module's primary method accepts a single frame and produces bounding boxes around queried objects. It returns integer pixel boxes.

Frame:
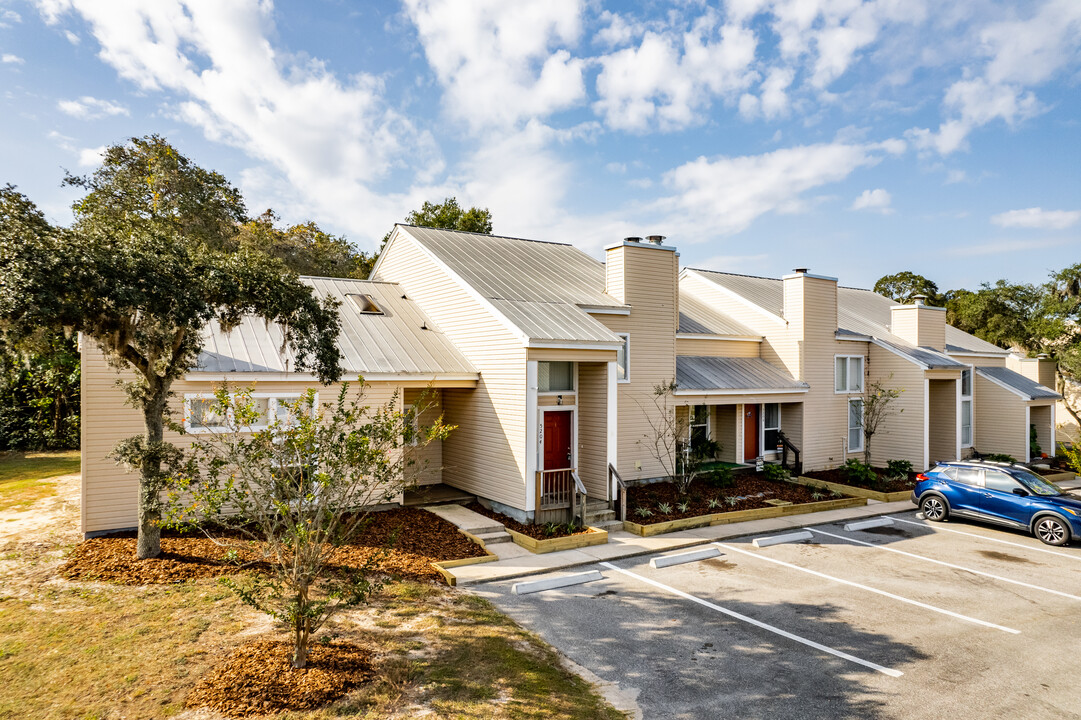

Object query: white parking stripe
[885,516,1081,562]
[713,543,1019,635]
[808,528,1081,602]
[599,561,904,677]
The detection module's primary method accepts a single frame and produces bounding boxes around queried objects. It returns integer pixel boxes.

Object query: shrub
[886,459,913,477]
[985,453,1017,464]
[657,502,673,514]
[707,497,721,510]
[704,466,735,489]
[762,463,790,482]
[676,501,690,513]
[724,495,738,507]
[1058,443,1080,474]
[841,458,879,488]
[634,506,653,518]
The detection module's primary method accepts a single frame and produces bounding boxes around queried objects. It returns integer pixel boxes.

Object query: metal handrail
[609,463,628,522]
[777,430,802,475]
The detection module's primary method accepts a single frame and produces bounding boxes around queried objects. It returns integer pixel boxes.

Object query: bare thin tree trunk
[136,383,167,560]
[293,583,310,669]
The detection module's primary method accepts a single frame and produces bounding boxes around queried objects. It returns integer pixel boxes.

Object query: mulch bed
[185,636,373,717]
[627,471,842,525]
[802,466,918,493]
[60,507,488,585]
[465,501,593,539]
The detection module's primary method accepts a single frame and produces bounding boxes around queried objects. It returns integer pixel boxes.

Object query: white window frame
[688,404,710,449]
[183,392,313,434]
[538,360,576,395]
[960,367,973,448]
[835,355,864,394]
[848,397,864,453]
[762,403,781,456]
[616,333,631,383]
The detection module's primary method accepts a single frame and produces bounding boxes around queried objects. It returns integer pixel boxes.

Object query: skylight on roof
[346,293,384,315]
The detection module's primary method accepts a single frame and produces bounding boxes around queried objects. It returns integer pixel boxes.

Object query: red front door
[543,410,573,470]
[744,404,759,461]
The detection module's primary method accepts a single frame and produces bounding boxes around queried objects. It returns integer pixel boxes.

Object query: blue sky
[1,0,1079,291]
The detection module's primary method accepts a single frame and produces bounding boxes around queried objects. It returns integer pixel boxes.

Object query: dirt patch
[803,466,918,493]
[464,501,593,539]
[0,471,81,547]
[60,507,488,585]
[185,636,373,717]
[626,471,846,525]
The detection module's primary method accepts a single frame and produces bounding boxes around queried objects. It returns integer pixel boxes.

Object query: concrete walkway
[440,474,1081,586]
[447,498,916,586]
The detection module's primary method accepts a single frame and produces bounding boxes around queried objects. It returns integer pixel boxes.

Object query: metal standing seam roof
[975,366,1061,400]
[194,278,477,377]
[677,289,760,337]
[688,269,1008,358]
[675,356,809,392]
[873,338,967,369]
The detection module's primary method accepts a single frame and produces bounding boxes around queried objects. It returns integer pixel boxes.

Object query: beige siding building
[80,225,1062,534]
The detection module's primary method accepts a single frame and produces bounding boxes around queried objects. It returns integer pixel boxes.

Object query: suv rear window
[952,467,983,486]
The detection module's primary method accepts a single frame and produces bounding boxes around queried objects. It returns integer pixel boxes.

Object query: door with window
[980,469,1032,525]
[543,410,573,470]
[743,405,759,461]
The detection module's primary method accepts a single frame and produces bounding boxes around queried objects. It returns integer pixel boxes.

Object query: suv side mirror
[1012,488,1029,497]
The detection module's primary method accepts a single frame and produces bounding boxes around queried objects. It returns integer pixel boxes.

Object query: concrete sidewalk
[448,498,914,586]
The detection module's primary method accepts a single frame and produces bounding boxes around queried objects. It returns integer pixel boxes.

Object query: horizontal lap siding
[577,362,609,497]
[973,375,1026,460]
[81,344,404,534]
[604,246,678,482]
[376,234,527,509]
[867,345,926,469]
[675,337,761,357]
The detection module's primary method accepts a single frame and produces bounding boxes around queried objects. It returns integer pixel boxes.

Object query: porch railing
[609,463,628,522]
[536,468,575,524]
[777,430,802,475]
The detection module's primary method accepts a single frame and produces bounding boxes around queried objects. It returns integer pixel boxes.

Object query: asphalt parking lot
[474,510,1081,720]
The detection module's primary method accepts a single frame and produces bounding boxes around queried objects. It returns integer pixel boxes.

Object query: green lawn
[0,450,80,511]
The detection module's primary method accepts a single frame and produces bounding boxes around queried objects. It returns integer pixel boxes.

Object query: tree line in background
[0,139,491,453]
[874,269,1081,427]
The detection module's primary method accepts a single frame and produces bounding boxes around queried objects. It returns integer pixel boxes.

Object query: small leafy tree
[637,381,708,494]
[0,137,343,559]
[167,381,451,669]
[861,376,904,465]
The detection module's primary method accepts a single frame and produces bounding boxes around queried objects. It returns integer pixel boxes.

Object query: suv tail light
[916,473,929,481]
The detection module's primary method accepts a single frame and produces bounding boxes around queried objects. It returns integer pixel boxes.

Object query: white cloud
[47,130,106,167]
[657,142,886,236]
[945,237,1074,256]
[36,0,445,247]
[1,53,24,64]
[78,144,106,167]
[991,207,1080,230]
[851,188,893,213]
[593,12,757,132]
[403,0,586,132]
[0,9,21,27]
[57,95,129,119]
[63,29,79,44]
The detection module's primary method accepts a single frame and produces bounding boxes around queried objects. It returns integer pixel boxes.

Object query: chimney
[605,235,677,309]
[782,268,839,345]
[890,297,946,351]
[1008,353,1057,388]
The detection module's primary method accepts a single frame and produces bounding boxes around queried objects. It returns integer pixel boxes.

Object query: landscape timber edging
[793,475,912,503]
[1042,471,1076,484]
[621,496,868,538]
[503,526,609,554]
[430,528,500,586]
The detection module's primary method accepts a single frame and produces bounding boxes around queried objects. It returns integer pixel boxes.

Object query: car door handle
[981,493,993,498]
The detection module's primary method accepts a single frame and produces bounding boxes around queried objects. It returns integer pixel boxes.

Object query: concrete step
[474,530,514,545]
[424,503,505,537]
[584,510,616,523]
[590,519,625,532]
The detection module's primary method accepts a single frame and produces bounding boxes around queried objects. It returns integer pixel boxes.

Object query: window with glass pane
[690,405,709,449]
[961,400,972,446]
[190,398,226,430]
[961,369,972,397]
[835,356,863,392]
[984,470,1019,493]
[763,403,780,451]
[954,467,982,486]
[539,361,574,392]
[616,334,629,381]
[848,398,863,451]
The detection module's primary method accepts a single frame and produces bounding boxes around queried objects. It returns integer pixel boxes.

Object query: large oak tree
[0,136,342,558]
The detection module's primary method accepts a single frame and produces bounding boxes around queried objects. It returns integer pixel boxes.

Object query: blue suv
[912,461,1081,546]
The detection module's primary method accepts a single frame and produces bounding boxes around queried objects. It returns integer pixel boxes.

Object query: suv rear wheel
[920,495,948,522]
[1033,516,1070,546]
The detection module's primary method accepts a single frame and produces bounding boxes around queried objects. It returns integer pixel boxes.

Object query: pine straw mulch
[802,466,919,493]
[464,501,595,539]
[59,507,488,585]
[184,636,374,717]
[627,471,846,525]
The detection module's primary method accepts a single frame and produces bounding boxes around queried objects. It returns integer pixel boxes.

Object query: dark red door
[744,404,759,461]
[544,410,573,469]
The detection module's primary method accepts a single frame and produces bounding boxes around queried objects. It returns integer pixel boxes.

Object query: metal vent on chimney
[646,235,666,245]
[792,267,809,274]
[624,236,643,243]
